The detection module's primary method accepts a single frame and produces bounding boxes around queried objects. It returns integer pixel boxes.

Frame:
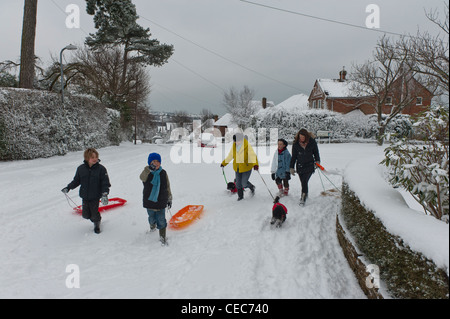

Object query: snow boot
[277,184,283,196]
[94,221,101,234]
[149,223,157,232]
[299,193,307,206]
[270,217,277,225]
[237,188,244,201]
[248,183,255,197]
[284,188,289,196]
[159,228,168,246]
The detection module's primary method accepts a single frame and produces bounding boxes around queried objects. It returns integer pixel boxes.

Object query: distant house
[214,113,237,137]
[308,68,432,115]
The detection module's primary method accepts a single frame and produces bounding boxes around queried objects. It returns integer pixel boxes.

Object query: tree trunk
[19,0,38,89]
[377,125,385,146]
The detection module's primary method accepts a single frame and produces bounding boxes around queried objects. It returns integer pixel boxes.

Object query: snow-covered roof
[317,79,354,98]
[214,113,237,127]
[255,94,309,117]
[275,94,309,112]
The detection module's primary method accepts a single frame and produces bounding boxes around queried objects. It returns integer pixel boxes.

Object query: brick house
[308,68,433,115]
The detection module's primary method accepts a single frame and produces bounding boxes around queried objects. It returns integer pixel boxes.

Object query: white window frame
[416,97,423,105]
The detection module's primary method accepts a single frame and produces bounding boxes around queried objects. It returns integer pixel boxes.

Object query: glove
[220,163,225,168]
[254,165,259,171]
[61,187,69,194]
[290,168,296,176]
[167,201,172,209]
[271,173,275,180]
[101,193,108,206]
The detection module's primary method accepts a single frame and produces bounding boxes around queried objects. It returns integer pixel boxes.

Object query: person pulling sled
[140,152,172,246]
[290,129,321,206]
[62,148,111,234]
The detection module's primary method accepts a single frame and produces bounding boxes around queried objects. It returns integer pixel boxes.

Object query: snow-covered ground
[0,142,417,299]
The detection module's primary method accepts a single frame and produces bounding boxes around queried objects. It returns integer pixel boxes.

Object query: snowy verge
[344,155,449,274]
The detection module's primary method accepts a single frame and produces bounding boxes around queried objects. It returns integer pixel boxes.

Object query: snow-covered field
[0,142,390,299]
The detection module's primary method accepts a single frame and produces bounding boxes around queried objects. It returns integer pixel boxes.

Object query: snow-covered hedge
[0,88,120,161]
[251,108,412,142]
[341,155,449,298]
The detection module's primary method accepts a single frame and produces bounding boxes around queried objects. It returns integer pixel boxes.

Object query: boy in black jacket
[62,148,111,233]
[140,152,172,246]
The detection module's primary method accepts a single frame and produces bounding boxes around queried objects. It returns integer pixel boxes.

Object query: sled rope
[317,167,326,192]
[316,164,341,193]
[64,193,79,209]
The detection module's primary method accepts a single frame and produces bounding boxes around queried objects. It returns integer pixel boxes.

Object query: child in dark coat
[62,148,111,234]
[271,139,292,196]
[140,152,172,245]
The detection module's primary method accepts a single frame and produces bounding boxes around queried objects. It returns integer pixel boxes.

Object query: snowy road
[0,142,383,298]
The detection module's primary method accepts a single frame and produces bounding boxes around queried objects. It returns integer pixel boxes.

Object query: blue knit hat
[148,152,161,165]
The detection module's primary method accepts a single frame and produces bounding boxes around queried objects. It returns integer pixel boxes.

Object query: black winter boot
[299,193,307,206]
[248,183,255,196]
[237,188,244,201]
[94,221,101,234]
[159,228,168,246]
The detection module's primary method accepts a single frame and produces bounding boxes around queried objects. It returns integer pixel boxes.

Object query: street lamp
[60,44,78,104]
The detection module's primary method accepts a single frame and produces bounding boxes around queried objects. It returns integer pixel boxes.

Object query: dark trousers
[298,171,313,195]
[82,199,101,223]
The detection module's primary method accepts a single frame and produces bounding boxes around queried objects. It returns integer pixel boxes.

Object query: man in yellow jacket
[221,133,259,201]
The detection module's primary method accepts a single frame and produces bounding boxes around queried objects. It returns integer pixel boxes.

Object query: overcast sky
[0,0,446,115]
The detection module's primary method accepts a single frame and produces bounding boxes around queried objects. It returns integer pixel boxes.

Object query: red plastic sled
[169,205,204,230]
[73,197,127,215]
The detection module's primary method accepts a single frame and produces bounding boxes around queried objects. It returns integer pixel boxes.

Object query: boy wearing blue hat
[140,152,172,245]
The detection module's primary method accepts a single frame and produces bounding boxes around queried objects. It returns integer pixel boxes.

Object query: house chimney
[339,66,347,82]
[262,97,267,109]
[213,115,219,122]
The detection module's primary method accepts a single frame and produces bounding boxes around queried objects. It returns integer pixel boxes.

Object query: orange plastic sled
[169,205,204,230]
[73,197,127,215]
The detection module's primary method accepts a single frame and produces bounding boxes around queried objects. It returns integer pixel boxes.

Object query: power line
[239,0,408,38]
[170,58,226,92]
[139,15,302,91]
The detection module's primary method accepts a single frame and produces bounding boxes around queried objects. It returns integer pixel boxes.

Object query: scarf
[148,167,163,202]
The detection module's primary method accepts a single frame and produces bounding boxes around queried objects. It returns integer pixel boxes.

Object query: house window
[416,97,423,105]
[312,100,316,109]
[318,100,322,109]
[385,97,393,105]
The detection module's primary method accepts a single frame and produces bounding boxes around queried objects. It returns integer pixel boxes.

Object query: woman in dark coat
[290,129,321,206]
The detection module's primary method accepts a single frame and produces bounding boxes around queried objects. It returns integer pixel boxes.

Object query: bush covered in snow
[0,88,120,161]
[382,106,449,221]
[251,108,411,142]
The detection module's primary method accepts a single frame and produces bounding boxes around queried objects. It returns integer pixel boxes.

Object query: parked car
[197,133,217,148]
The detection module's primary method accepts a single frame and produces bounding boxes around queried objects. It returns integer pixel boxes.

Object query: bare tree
[41,46,151,111]
[172,111,191,128]
[398,4,449,100]
[19,0,38,89]
[350,36,419,145]
[223,85,256,129]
